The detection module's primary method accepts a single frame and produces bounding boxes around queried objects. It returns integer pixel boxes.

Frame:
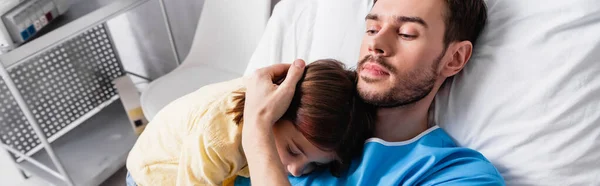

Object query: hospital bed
[141,0,600,185]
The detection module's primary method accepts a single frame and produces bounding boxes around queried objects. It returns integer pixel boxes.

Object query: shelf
[27,0,120,43]
[16,101,137,186]
[0,0,150,68]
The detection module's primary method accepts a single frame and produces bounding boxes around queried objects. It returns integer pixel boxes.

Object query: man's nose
[367,29,393,57]
[287,163,304,177]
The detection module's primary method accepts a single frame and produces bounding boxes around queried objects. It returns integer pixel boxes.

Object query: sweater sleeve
[175,89,247,186]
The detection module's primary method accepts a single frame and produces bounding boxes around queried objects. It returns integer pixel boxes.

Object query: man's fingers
[259,63,291,80]
[279,59,306,90]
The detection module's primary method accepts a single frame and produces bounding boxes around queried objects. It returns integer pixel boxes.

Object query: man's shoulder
[349,127,505,185]
[361,126,505,185]
[416,152,505,186]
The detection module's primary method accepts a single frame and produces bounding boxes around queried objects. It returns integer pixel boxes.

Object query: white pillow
[244,0,373,75]
[435,0,600,185]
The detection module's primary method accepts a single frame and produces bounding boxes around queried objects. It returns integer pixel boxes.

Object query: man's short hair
[443,0,488,47]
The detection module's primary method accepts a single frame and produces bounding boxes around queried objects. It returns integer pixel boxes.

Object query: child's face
[272,120,337,177]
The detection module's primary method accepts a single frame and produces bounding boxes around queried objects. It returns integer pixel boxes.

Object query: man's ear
[440,41,473,77]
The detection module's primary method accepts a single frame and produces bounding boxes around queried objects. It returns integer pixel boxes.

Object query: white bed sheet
[244,0,372,75]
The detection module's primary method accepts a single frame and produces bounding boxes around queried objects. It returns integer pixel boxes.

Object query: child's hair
[228,59,374,176]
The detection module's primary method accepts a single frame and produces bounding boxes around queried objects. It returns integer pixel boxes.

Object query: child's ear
[440,41,473,77]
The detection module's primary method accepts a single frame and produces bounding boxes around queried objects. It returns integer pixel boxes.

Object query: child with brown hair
[126,59,373,186]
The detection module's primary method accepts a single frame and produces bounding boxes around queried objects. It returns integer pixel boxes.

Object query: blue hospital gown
[235,126,505,186]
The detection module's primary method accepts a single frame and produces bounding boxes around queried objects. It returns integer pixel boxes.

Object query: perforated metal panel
[0,24,124,156]
[0,80,40,154]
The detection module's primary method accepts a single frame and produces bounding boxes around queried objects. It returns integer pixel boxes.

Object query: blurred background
[0,0,279,185]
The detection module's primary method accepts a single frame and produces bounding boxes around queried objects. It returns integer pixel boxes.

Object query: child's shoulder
[196,78,246,113]
[193,77,246,100]
[151,78,245,128]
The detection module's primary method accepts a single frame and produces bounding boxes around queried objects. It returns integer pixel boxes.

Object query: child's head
[230,59,374,177]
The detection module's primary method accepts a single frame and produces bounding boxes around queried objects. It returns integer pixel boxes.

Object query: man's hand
[243,59,306,129]
[242,59,306,186]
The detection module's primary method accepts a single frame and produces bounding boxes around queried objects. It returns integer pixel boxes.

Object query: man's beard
[356,53,443,108]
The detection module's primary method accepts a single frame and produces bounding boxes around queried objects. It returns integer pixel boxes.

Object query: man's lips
[361,62,390,76]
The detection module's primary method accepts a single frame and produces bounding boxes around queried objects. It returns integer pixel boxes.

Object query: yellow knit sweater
[126,78,249,186]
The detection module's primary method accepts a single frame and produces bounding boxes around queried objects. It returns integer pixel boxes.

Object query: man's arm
[242,121,290,185]
[241,60,306,186]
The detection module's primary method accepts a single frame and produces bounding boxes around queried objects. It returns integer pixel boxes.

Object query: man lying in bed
[239,0,505,185]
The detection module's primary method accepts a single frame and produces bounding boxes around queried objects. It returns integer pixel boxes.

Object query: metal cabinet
[0,0,178,185]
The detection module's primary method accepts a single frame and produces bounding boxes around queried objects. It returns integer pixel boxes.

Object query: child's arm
[175,95,247,186]
[176,132,245,185]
